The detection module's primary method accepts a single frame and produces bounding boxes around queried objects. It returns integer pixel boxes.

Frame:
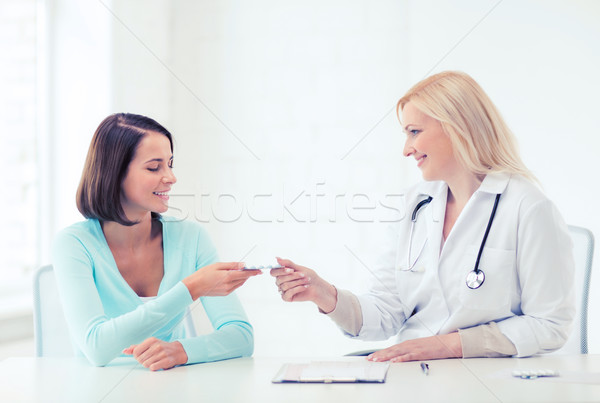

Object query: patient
[53,113,260,370]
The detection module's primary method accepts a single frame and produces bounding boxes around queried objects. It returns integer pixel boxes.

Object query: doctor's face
[401,102,460,182]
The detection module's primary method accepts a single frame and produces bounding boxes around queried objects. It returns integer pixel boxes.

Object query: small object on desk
[421,362,429,376]
[243,264,283,271]
[512,369,559,380]
[272,360,390,383]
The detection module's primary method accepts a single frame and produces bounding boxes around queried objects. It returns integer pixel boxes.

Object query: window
[0,0,39,294]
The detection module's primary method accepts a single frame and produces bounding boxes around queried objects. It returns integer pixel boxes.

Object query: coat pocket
[458,246,515,310]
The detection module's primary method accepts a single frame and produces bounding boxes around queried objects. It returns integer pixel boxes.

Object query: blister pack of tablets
[243,264,283,270]
[511,369,559,379]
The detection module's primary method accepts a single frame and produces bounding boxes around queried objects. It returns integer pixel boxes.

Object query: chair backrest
[32,265,199,357]
[32,265,73,357]
[553,225,595,354]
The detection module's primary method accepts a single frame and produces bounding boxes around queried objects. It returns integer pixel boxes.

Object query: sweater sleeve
[177,293,254,364]
[174,222,254,364]
[52,228,193,366]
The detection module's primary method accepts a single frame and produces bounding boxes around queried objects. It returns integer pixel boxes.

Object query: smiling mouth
[153,191,169,197]
[417,155,427,167]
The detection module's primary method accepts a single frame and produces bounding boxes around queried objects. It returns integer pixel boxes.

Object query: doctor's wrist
[316,283,338,314]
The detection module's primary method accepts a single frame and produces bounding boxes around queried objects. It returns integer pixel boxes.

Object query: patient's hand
[123,337,188,371]
[182,261,261,300]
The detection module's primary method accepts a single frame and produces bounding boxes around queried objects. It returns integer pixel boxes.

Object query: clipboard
[271,360,389,383]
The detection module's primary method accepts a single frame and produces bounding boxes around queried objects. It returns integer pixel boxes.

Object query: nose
[403,136,414,157]
[163,168,177,185]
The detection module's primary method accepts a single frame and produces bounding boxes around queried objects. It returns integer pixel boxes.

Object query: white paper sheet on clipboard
[272,360,390,383]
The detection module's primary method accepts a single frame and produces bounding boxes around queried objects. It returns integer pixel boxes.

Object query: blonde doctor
[271,71,575,362]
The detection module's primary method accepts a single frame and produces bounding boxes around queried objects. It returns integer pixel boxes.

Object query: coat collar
[476,171,511,195]
[414,172,511,222]
[415,171,511,198]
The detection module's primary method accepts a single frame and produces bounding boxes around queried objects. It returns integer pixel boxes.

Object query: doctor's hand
[182,262,261,300]
[367,333,462,363]
[270,257,338,314]
[123,337,188,371]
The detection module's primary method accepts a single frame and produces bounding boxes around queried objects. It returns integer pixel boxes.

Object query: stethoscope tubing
[473,193,502,275]
[412,196,433,221]
[406,192,502,290]
[406,196,433,271]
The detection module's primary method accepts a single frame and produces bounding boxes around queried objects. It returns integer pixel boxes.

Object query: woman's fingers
[367,345,406,362]
[131,338,156,361]
[227,278,251,293]
[274,271,306,287]
[270,267,294,277]
[184,261,263,298]
[214,261,246,270]
[273,270,310,299]
[275,257,297,269]
[270,257,324,303]
[210,262,261,278]
[365,334,461,362]
[122,345,135,355]
[214,268,263,294]
[209,266,261,294]
[271,257,300,277]
[281,283,310,301]
[124,338,187,371]
[271,257,311,279]
[143,345,177,371]
[279,277,310,293]
[228,269,262,280]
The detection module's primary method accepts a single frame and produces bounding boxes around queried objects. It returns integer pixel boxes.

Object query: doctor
[271,71,575,362]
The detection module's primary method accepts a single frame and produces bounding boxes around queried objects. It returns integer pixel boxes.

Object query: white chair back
[32,265,199,357]
[32,265,73,357]
[553,225,594,354]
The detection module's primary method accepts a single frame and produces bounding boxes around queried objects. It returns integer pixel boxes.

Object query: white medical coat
[355,173,575,357]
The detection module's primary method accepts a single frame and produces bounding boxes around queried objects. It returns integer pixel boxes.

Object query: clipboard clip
[299,376,358,383]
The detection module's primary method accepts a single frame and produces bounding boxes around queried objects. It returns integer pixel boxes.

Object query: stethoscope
[405,193,502,290]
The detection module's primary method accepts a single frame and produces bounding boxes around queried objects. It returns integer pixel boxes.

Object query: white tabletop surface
[1,354,599,402]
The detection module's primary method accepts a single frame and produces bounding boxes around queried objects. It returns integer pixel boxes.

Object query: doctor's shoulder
[504,174,559,215]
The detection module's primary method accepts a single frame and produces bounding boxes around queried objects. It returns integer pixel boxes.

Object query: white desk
[1,355,599,402]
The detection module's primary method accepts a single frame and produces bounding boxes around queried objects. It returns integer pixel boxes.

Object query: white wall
[49,0,600,356]
[43,0,113,259]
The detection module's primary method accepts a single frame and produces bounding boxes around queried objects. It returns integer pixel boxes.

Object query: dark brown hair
[76,113,174,226]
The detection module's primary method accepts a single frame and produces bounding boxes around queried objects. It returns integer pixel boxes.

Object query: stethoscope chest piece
[465,270,485,289]
[463,193,502,290]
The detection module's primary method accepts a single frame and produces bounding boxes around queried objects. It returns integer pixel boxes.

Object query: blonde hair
[397,71,535,182]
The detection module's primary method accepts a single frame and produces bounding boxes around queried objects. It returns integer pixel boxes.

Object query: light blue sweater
[52,216,253,366]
